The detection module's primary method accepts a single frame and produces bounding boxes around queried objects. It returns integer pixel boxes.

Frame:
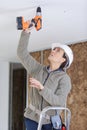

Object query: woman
[17,28,73,130]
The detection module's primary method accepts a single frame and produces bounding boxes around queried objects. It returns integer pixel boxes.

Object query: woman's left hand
[29,77,44,90]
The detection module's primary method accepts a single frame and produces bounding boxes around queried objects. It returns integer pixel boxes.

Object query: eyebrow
[53,47,64,51]
[53,47,60,50]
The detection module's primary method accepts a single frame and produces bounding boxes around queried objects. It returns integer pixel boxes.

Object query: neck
[49,63,61,71]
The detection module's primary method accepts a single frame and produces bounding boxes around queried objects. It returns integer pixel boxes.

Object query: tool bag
[50,114,62,130]
[50,111,66,130]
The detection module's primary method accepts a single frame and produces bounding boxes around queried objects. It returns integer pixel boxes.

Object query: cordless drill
[16,7,42,31]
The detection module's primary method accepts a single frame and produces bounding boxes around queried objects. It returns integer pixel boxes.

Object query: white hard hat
[51,43,73,68]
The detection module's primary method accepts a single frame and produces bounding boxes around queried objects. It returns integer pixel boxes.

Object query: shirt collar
[46,66,63,73]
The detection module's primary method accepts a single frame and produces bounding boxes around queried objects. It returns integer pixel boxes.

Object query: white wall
[0,61,9,130]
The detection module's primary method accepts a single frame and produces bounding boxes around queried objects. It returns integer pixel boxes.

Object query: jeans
[24,117,52,130]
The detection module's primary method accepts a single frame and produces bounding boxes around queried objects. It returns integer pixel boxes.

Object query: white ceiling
[0,0,87,62]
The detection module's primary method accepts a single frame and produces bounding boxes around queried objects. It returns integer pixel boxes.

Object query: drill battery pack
[16,17,23,30]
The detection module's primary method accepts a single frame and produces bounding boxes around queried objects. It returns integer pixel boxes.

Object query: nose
[51,49,56,55]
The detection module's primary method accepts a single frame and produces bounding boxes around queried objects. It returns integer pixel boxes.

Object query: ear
[62,57,66,63]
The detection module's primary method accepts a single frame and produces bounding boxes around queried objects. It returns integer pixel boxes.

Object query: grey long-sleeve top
[17,31,71,123]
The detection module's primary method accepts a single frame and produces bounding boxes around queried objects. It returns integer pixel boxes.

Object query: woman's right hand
[24,22,35,33]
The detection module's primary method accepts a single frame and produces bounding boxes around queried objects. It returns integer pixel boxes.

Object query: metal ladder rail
[37,106,71,130]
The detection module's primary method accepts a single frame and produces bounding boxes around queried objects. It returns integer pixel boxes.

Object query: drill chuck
[37,7,41,13]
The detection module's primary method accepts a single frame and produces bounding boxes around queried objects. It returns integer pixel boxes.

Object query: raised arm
[17,30,42,74]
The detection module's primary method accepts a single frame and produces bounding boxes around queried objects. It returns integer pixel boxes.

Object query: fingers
[29,78,40,86]
[29,77,44,90]
[24,23,35,33]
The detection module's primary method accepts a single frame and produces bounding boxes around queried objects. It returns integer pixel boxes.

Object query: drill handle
[29,23,34,28]
[28,19,35,28]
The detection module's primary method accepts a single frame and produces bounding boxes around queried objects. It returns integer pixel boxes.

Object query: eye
[53,47,56,50]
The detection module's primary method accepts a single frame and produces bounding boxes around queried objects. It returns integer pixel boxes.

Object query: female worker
[17,28,73,130]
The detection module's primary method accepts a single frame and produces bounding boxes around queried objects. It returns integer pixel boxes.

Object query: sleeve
[39,75,72,107]
[17,31,42,74]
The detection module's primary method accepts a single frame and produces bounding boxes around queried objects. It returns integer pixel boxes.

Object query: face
[48,47,66,64]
